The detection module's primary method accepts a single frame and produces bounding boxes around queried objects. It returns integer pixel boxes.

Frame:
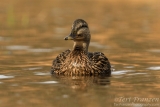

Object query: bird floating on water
[51,19,111,76]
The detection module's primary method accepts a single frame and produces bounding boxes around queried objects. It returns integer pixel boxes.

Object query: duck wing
[51,49,71,74]
[88,52,111,75]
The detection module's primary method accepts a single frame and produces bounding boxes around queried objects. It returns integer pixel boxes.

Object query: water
[0,0,160,107]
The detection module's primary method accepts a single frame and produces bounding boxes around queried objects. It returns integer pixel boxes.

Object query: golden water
[0,0,160,107]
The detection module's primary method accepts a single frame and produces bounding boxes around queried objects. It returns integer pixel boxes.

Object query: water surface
[0,0,160,107]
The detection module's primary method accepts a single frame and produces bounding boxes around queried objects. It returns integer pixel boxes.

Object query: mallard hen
[51,19,111,75]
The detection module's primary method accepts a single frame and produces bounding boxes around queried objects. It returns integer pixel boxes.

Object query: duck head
[64,19,91,52]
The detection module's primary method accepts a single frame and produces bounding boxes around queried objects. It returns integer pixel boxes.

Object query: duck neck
[73,40,90,53]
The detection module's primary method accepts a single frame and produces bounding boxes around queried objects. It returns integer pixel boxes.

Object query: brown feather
[51,19,111,76]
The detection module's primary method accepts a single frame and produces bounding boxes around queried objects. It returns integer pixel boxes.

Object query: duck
[51,19,111,76]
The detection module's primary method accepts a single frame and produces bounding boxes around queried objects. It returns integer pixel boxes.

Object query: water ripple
[148,49,160,53]
[0,75,14,79]
[34,72,50,76]
[90,42,109,49]
[127,73,147,75]
[5,45,63,53]
[124,66,135,68]
[24,67,43,71]
[6,45,30,50]
[33,81,58,84]
[147,66,160,70]
[27,48,53,53]
[112,70,135,75]
[27,47,63,53]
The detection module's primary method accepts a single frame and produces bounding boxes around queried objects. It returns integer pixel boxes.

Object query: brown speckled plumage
[51,19,111,76]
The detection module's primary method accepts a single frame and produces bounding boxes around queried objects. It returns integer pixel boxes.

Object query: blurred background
[0,0,160,107]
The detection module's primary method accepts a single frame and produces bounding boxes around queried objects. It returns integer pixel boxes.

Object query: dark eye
[77,34,82,37]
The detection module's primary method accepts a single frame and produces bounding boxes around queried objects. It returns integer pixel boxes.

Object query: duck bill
[64,33,74,40]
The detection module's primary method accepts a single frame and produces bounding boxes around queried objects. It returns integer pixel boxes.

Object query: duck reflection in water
[51,19,111,76]
[52,75,110,90]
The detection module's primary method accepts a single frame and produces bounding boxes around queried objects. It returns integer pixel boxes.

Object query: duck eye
[77,34,82,37]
